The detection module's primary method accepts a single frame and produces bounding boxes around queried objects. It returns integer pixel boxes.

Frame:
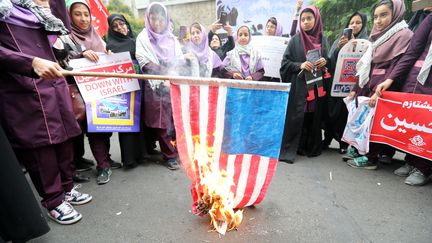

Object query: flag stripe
[233,154,252,207]
[235,155,261,208]
[254,158,278,205]
[246,157,270,206]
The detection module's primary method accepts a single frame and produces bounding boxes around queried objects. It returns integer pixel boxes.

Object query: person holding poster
[0,0,92,225]
[375,14,432,186]
[346,0,413,170]
[208,20,235,60]
[323,12,368,155]
[68,0,123,184]
[106,14,149,169]
[136,2,182,170]
[279,6,329,163]
[184,22,224,77]
[223,25,265,81]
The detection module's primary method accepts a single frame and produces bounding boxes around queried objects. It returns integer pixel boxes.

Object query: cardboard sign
[69,52,140,103]
[371,91,432,160]
[331,39,371,97]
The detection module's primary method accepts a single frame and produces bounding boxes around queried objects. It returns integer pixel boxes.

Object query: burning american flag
[170,78,290,234]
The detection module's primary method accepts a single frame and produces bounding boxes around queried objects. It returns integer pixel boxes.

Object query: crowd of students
[0,0,431,233]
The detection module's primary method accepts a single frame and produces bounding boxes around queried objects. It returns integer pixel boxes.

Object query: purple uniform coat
[389,14,432,94]
[0,22,81,149]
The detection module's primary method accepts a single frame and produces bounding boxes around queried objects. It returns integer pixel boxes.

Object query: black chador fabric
[279,33,329,162]
[0,125,50,242]
[324,12,368,150]
[106,14,136,59]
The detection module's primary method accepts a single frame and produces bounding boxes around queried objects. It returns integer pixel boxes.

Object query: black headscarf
[106,14,136,59]
[329,12,368,58]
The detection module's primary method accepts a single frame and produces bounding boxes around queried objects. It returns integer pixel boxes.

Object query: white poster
[69,52,141,103]
[331,39,371,97]
[250,36,289,79]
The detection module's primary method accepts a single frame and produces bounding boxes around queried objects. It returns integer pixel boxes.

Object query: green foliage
[311,0,414,44]
[106,0,145,36]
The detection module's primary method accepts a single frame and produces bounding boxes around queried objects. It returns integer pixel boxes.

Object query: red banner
[88,0,109,37]
[370,91,432,160]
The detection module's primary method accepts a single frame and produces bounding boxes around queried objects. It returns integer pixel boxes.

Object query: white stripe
[180,85,194,162]
[233,154,252,207]
[245,157,270,206]
[199,85,210,168]
[213,86,227,167]
[226,155,236,186]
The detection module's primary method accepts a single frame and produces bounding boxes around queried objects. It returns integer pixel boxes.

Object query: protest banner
[69,52,141,103]
[250,36,290,79]
[370,91,432,160]
[331,39,371,97]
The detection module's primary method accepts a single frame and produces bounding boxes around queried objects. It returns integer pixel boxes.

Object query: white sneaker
[48,201,82,225]
[65,184,92,205]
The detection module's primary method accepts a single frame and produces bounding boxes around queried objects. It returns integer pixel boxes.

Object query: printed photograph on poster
[216,0,311,36]
[69,52,141,102]
[331,39,371,97]
[250,36,289,78]
[86,91,141,133]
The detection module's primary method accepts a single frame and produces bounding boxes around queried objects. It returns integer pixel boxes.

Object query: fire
[191,136,243,235]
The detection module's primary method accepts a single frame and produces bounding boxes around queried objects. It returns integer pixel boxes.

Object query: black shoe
[123,161,138,170]
[75,161,92,172]
[76,157,95,166]
[279,158,294,164]
[109,159,122,169]
[165,158,180,170]
[73,173,90,183]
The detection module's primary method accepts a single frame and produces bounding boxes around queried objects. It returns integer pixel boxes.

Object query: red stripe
[235,155,261,208]
[254,158,278,205]
[207,86,219,148]
[231,155,244,196]
[219,153,229,173]
[188,86,203,199]
[170,84,194,178]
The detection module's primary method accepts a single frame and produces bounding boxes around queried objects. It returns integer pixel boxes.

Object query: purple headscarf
[266,17,283,36]
[145,2,176,63]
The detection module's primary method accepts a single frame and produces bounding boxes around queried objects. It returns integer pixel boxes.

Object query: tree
[312,0,415,44]
[106,0,145,36]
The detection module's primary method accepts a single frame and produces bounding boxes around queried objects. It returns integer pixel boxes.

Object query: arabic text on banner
[370,91,432,160]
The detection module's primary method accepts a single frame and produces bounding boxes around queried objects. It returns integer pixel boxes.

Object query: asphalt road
[30,135,432,243]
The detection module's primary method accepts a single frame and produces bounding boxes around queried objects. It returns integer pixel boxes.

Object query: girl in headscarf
[208,20,235,60]
[265,17,283,36]
[0,0,91,225]
[135,2,183,170]
[323,12,368,155]
[346,0,413,170]
[223,25,265,80]
[185,22,223,77]
[67,0,122,185]
[375,14,432,186]
[279,6,329,163]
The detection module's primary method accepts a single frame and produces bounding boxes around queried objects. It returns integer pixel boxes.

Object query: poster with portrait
[216,0,311,36]
[250,36,289,78]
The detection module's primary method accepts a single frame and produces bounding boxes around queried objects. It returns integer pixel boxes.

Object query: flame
[191,135,243,235]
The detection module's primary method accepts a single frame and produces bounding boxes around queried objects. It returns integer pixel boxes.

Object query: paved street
[31,136,432,243]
